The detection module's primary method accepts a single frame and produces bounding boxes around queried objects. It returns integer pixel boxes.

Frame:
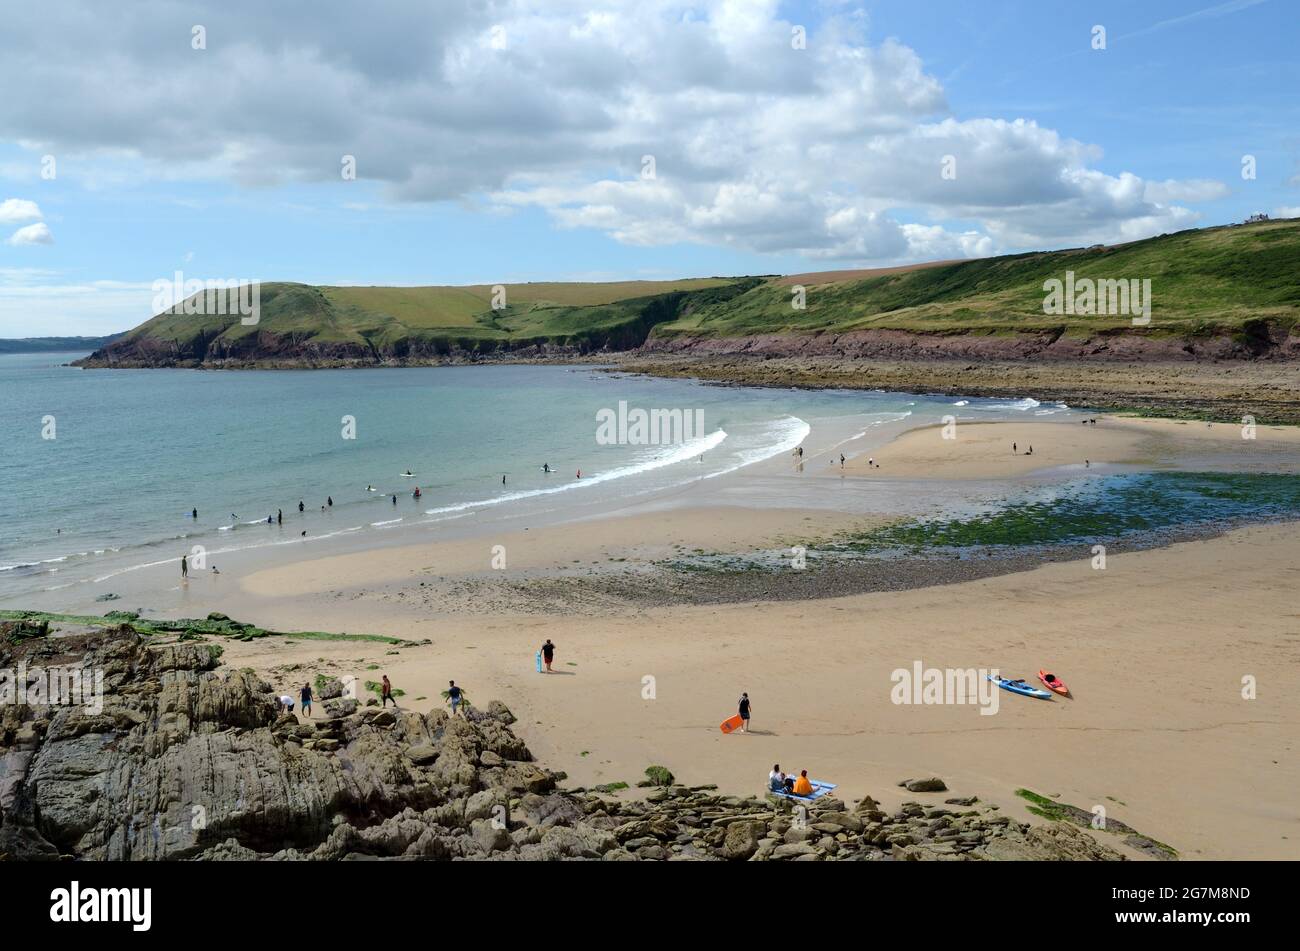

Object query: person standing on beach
[1012,442,1017,454]
[738,692,751,732]
[299,682,313,717]
[839,454,845,468]
[446,680,464,717]
[181,554,188,579]
[541,639,555,672]
[381,675,397,708]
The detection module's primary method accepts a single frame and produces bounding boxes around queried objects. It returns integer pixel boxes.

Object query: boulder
[901,777,948,792]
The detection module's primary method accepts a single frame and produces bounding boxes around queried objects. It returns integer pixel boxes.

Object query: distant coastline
[0,334,118,354]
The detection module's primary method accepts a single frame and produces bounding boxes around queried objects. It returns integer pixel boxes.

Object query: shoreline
[615,353,1300,425]
[68,345,1300,423]
[65,347,1300,425]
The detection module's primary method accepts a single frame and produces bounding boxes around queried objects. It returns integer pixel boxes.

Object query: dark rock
[902,777,948,792]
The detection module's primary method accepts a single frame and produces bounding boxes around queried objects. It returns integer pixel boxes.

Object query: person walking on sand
[541,639,555,672]
[181,554,188,579]
[738,692,751,733]
[381,674,397,708]
[299,682,313,717]
[446,680,464,717]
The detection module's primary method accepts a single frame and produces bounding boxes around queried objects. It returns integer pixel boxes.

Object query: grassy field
[115,278,742,351]
[93,219,1300,363]
[655,219,1300,339]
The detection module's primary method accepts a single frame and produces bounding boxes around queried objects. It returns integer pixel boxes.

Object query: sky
[1,0,1296,336]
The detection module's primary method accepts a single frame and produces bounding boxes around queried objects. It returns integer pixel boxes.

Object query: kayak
[988,674,1053,699]
[1038,670,1070,696]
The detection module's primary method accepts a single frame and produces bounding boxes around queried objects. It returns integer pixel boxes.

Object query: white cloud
[0,0,1228,265]
[1143,179,1231,203]
[0,198,43,223]
[1273,206,1300,218]
[7,222,53,245]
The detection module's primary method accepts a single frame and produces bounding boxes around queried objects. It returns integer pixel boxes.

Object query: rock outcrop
[1,624,1126,861]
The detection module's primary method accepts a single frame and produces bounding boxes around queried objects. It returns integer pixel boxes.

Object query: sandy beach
[151,414,1300,861]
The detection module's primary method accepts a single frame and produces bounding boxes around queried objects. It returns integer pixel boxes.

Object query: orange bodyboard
[720,714,745,734]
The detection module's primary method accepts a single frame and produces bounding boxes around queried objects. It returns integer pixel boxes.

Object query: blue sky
[1,0,1296,336]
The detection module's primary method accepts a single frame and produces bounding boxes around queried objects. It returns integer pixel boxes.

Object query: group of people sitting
[768,764,813,797]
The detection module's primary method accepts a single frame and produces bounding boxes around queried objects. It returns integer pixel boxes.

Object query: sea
[1,351,1081,604]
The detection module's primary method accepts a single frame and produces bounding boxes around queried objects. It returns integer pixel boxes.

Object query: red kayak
[1037,670,1070,696]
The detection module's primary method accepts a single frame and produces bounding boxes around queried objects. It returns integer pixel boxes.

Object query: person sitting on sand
[792,770,813,796]
[769,764,788,793]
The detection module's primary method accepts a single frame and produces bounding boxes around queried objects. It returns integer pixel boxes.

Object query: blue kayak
[988,675,1053,699]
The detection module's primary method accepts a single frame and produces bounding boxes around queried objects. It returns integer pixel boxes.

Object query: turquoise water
[3,352,1070,599]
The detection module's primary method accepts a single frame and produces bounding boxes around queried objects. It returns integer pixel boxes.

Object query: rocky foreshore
[1,618,1129,861]
[615,353,1300,425]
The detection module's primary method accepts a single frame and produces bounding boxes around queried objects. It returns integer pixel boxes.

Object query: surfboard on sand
[535,651,543,673]
[720,714,744,734]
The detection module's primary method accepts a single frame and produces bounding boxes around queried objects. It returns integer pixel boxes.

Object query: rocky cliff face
[642,321,1300,363]
[0,623,1125,861]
